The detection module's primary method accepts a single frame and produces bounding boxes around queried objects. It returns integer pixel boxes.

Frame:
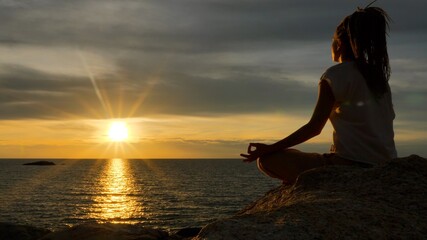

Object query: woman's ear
[331,38,342,62]
[335,40,341,51]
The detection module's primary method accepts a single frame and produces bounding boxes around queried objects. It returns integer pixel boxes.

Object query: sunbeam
[77,50,111,118]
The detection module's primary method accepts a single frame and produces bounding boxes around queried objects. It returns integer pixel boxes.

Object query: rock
[171,227,202,239]
[39,222,169,240]
[195,155,427,239]
[0,222,51,240]
[23,161,55,166]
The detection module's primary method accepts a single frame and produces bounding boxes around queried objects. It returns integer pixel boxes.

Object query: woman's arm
[241,80,335,162]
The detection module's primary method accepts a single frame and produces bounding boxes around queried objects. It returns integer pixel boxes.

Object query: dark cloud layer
[1,0,426,122]
[0,65,102,119]
[1,0,425,52]
[2,0,340,52]
[0,64,318,119]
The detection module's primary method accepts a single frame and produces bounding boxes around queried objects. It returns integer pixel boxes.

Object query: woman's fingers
[240,153,257,162]
[248,143,260,153]
[247,143,254,153]
[242,143,266,163]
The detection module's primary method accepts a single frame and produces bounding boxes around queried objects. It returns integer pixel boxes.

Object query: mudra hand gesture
[240,143,276,163]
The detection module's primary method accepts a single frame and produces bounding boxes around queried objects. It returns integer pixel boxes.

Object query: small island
[23,161,55,166]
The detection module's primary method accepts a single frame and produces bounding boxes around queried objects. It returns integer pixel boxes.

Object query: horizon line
[0,157,242,160]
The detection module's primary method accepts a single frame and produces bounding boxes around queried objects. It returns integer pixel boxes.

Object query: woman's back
[322,61,397,164]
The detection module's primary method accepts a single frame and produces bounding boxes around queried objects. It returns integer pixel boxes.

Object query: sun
[108,121,129,142]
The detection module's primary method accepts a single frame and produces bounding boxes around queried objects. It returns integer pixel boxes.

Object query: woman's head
[333,6,391,97]
[332,16,354,62]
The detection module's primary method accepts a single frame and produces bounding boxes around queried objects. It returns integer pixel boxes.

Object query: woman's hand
[240,143,275,163]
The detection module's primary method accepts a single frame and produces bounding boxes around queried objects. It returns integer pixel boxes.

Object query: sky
[0,0,426,158]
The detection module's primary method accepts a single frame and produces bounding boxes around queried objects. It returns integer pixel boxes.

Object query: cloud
[2,61,424,124]
[1,0,426,58]
[5,0,424,53]
[393,87,427,123]
[0,0,426,124]
[0,65,102,119]
[135,69,317,115]
[0,64,319,119]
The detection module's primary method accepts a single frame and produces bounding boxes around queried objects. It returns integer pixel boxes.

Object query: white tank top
[321,61,397,165]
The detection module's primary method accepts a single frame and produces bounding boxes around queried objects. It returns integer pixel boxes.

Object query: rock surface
[194,155,427,239]
[0,222,201,240]
[174,227,202,238]
[23,161,55,166]
[39,222,169,240]
[0,222,51,240]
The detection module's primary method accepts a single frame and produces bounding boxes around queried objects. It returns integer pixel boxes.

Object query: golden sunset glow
[108,121,129,142]
[90,158,142,222]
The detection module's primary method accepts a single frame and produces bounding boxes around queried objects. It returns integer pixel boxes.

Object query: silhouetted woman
[241,6,397,184]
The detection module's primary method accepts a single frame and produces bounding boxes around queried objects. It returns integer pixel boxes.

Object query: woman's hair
[336,6,391,98]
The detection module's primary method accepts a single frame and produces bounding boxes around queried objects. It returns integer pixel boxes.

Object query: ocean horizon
[0,158,278,231]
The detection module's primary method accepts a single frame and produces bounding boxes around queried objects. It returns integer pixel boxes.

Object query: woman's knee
[258,149,298,168]
[257,155,282,179]
[258,152,280,170]
[257,155,272,172]
[257,149,321,183]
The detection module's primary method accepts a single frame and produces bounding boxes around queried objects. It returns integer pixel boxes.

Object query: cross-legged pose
[241,5,397,184]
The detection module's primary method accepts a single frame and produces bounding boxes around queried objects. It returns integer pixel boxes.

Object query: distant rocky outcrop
[195,155,427,239]
[23,161,55,166]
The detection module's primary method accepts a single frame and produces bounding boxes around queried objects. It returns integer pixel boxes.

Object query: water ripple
[0,159,278,230]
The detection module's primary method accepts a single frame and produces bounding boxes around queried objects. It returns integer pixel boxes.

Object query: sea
[0,159,279,231]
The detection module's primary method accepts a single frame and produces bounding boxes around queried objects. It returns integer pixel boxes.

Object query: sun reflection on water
[90,158,143,223]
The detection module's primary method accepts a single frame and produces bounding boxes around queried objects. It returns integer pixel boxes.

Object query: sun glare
[108,121,129,142]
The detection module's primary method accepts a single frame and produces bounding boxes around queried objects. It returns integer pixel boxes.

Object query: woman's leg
[257,149,327,183]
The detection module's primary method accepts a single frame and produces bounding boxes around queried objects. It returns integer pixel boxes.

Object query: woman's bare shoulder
[322,62,356,79]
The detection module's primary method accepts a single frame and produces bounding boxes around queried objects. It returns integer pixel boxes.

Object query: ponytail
[340,6,391,98]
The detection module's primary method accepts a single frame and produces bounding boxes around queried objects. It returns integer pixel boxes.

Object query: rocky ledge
[195,155,427,239]
[0,222,201,240]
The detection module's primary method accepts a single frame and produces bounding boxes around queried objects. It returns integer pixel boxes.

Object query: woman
[241,6,397,184]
